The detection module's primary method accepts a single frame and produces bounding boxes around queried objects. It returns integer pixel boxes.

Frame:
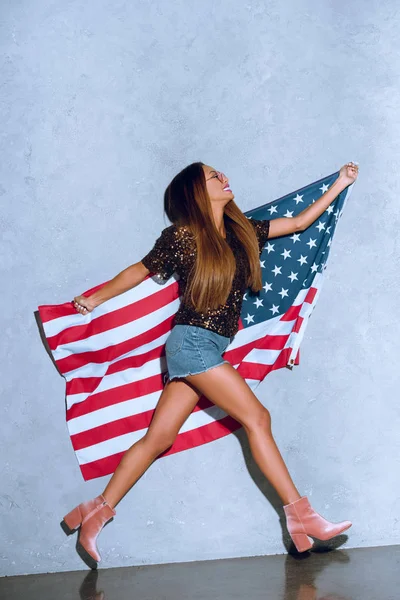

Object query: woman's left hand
[338,161,359,186]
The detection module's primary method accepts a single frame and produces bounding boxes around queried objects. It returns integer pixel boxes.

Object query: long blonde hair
[164,162,262,312]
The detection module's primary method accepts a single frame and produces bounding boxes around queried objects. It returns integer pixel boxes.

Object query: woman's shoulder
[246,216,271,250]
[165,223,195,241]
[247,216,270,226]
[160,223,193,235]
[247,216,270,234]
[156,224,195,252]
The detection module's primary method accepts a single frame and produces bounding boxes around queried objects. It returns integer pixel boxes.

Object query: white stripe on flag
[54,298,180,363]
[75,403,228,465]
[43,276,177,337]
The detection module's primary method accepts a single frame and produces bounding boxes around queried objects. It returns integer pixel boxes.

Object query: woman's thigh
[184,363,270,431]
[144,378,202,445]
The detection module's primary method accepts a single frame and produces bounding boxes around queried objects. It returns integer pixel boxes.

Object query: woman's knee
[245,407,272,435]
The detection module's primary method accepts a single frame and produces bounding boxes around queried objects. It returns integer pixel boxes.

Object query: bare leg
[185,363,301,505]
[102,379,201,508]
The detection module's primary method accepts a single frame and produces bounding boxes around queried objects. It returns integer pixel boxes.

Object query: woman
[63,160,359,568]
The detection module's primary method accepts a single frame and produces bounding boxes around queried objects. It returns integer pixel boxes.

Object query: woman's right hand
[72,295,97,314]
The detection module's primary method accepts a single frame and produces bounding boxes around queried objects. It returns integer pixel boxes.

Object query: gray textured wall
[1,0,399,577]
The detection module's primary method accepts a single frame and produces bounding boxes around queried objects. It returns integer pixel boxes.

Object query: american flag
[37,171,354,481]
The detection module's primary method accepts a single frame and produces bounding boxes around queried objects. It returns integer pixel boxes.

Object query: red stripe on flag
[224,333,290,366]
[38,276,168,323]
[65,342,167,396]
[280,303,302,322]
[58,316,173,374]
[70,396,215,451]
[305,286,318,304]
[237,347,295,380]
[79,414,242,481]
[67,373,164,421]
[293,315,304,334]
[67,376,103,396]
[47,281,180,351]
[38,281,115,323]
[160,415,242,457]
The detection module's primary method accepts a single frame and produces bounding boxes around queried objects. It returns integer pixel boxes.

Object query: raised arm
[268,162,359,239]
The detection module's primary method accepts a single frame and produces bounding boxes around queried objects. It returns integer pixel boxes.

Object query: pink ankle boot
[284,496,352,553]
[61,494,116,569]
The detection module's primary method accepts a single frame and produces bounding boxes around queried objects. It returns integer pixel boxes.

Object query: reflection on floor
[1,545,398,600]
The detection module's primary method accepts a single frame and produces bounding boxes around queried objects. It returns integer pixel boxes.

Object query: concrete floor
[0,545,398,600]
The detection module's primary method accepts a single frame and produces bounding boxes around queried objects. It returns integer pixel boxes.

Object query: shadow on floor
[0,544,398,600]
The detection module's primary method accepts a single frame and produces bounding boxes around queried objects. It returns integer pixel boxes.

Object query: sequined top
[140,217,270,338]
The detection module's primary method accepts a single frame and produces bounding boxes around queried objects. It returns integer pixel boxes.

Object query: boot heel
[290,532,314,552]
[61,506,82,535]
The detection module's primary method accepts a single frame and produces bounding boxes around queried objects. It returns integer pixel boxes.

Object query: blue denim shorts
[164,324,233,381]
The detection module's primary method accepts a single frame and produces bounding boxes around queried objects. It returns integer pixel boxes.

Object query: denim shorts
[164,324,233,382]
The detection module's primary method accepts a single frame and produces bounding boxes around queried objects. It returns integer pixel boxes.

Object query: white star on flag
[306,238,317,249]
[265,242,275,253]
[272,265,282,276]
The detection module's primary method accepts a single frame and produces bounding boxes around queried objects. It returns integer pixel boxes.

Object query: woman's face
[202,165,234,205]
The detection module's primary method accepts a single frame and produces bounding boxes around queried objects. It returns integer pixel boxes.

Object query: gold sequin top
[140,217,270,338]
